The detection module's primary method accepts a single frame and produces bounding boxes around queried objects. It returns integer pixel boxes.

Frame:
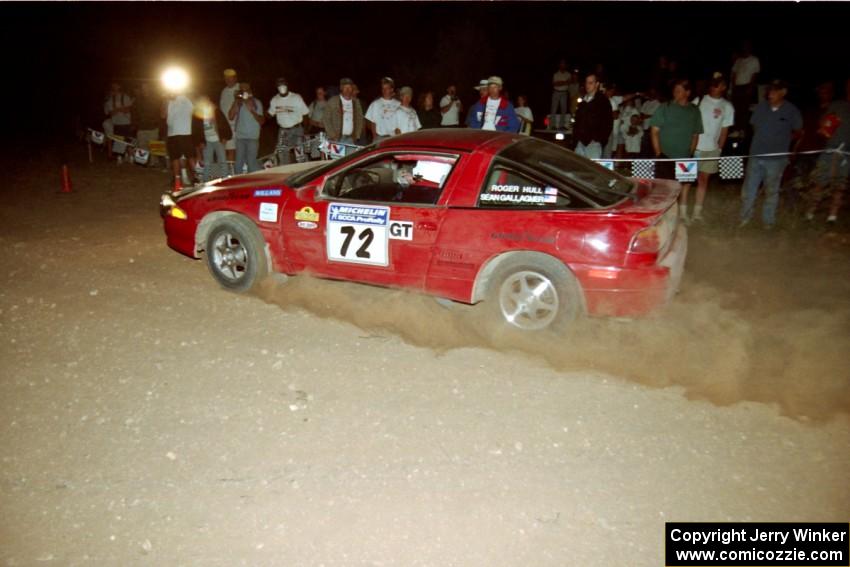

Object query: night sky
[3,1,845,147]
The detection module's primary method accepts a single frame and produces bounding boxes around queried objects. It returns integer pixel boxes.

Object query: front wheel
[485,257,582,332]
[204,216,269,292]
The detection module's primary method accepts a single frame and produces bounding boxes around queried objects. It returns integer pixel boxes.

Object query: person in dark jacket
[193,97,233,181]
[467,76,520,132]
[417,91,442,129]
[573,73,613,159]
[323,78,365,144]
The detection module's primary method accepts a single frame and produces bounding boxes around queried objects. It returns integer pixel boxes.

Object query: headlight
[160,193,188,219]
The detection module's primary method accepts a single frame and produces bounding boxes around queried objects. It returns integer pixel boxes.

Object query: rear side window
[478,166,574,209]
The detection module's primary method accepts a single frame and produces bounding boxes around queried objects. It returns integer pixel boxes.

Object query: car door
[283,151,458,291]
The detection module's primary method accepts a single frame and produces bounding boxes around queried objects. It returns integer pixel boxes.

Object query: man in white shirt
[439,85,462,127]
[365,77,401,142]
[691,74,735,222]
[268,77,310,165]
[219,69,239,163]
[392,87,421,135]
[550,59,571,130]
[730,41,760,130]
[162,92,196,187]
[515,95,534,136]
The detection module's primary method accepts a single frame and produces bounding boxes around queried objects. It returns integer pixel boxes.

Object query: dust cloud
[258,230,850,421]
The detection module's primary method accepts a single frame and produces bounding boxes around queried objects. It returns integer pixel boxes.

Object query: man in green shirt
[649,79,704,222]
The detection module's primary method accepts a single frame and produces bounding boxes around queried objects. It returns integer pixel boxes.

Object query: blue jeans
[740,157,788,226]
[202,141,226,181]
[550,91,568,115]
[575,141,602,160]
[235,138,260,173]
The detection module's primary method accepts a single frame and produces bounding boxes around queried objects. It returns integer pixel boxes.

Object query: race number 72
[326,203,390,267]
[339,226,374,259]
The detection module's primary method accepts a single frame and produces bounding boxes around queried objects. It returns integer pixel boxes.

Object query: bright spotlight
[555,132,565,141]
[161,67,190,93]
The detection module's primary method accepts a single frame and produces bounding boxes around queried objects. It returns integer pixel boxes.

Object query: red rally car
[160,130,687,331]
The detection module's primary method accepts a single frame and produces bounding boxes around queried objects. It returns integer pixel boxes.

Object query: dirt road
[1,152,848,566]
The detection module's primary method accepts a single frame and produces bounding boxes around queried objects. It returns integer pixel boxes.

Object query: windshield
[497,138,634,206]
[286,144,375,188]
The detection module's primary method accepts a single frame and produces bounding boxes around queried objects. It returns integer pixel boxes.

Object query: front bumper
[160,192,197,258]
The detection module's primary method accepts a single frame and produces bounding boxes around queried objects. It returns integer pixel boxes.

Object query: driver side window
[325,154,455,205]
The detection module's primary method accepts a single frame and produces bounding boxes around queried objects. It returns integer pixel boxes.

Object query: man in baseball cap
[739,78,803,229]
[466,75,519,132]
[322,77,364,144]
[365,76,400,141]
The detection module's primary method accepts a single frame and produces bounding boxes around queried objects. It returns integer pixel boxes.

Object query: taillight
[630,225,662,253]
[629,206,677,254]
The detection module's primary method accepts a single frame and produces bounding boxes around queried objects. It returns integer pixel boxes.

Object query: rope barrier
[85,127,847,184]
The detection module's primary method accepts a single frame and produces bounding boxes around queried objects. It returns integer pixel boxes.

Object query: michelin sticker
[294,206,320,222]
[327,203,389,266]
[254,188,282,197]
[259,202,278,222]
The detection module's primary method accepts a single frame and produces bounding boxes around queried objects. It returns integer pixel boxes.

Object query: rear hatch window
[497,138,635,207]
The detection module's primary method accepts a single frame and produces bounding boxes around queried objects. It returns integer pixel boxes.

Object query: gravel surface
[1,153,847,566]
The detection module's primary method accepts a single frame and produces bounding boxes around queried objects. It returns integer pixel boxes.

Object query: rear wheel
[485,256,582,332]
[204,216,269,292]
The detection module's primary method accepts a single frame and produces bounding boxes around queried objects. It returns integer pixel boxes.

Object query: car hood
[174,161,324,201]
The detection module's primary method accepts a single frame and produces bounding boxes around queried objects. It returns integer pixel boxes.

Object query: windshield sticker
[254,188,282,197]
[488,184,546,194]
[294,206,320,222]
[481,193,549,204]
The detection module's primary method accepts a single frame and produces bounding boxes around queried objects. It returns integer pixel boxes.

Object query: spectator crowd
[98,41,849,226]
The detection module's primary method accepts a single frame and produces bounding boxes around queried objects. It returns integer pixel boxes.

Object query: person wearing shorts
[165,92,196,186]
[648,79,704,221]
[691,74,734,222]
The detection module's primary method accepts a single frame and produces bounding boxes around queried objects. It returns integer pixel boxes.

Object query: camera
[237,91,251,100]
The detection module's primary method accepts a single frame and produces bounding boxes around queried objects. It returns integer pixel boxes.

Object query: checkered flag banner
[631,160,655,179]
[719,156,745,180]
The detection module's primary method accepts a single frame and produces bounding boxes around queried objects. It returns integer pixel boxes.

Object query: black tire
[204,216,269,292]
[484,255,583,332]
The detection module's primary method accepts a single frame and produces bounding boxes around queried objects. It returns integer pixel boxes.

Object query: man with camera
[219,69,240,165]
[268,77,309,165]
[439,85,462,127]
[228,82,265,174]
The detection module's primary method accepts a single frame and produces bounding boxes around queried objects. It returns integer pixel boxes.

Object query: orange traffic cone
[173,176,183,193]
[60,165,73,193]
